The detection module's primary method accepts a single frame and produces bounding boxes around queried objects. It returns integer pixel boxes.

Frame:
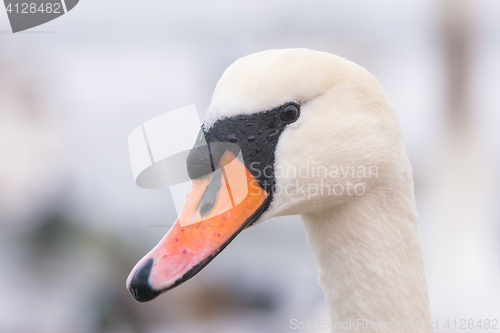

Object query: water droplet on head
[228,134,238,143]
[267,129,280,138]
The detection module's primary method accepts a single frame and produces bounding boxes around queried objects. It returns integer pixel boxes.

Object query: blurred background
[1,0,499,332]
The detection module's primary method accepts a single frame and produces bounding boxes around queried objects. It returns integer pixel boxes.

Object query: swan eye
[280,103,300,122]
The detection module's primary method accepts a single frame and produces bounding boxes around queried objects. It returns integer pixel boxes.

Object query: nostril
[128,258,160,302]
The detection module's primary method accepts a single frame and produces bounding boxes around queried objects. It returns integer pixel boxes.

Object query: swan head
[127,48,407,302]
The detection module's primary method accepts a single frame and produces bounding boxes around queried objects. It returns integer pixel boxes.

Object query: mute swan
[127,49,432,332]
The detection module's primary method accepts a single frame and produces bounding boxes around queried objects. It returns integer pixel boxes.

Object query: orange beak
[126,151,268,302]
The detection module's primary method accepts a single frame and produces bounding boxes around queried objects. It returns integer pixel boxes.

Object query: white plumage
[205,49,432,332]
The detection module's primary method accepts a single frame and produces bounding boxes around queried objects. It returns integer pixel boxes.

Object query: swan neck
[301,189,432,332]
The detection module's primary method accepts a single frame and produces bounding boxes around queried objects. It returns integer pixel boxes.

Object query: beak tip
[127,258,161,302]
[128,285,160,303]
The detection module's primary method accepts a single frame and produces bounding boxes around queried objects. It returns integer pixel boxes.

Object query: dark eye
[280,103,300,122]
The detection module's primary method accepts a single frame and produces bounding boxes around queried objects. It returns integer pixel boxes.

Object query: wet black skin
[128,102,300,302]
